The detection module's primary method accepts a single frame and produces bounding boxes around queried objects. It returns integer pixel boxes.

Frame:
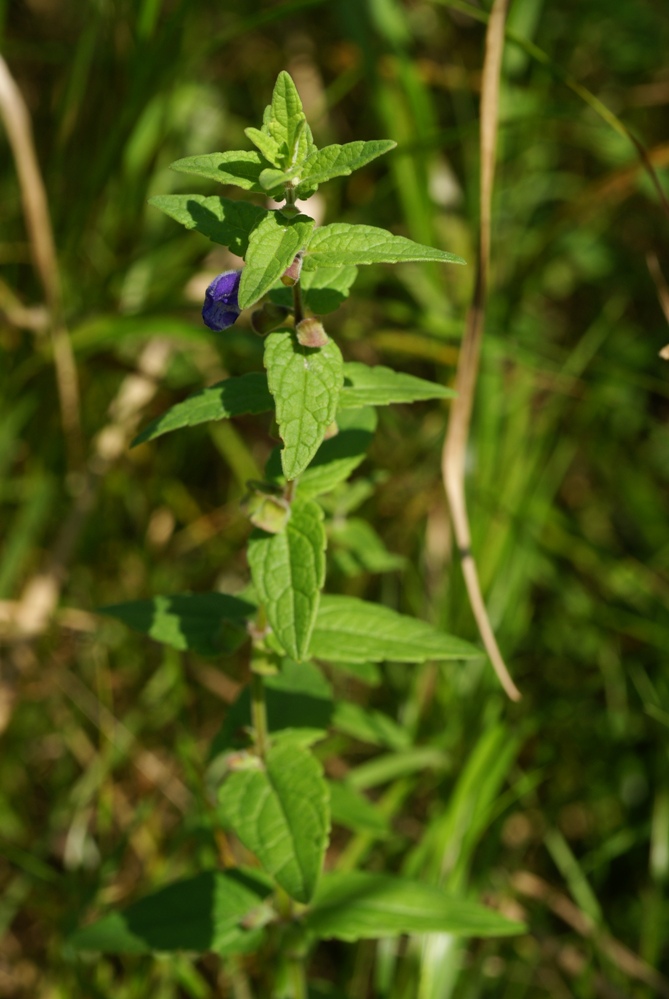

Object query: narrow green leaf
[149,195,267,256]
[70,869,272,954]
[239,213,314,310]
[302,223,466,269]
[219,742,330,903]
[100,593,255,657]
[296,139,396,192]
[170,150,267,192]
[265,331,344,480]
[266,407,377,499]
[132,373,273,447]
[248,498,326,661]
[270,265,358,315]
[244,126,281,168]
[303,872,525,941]
[339,362,456,409]
[264,71,313,171]
[309,596,479,663]
[328,781,390,836]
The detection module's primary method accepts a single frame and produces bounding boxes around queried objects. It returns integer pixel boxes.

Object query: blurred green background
[1,0,669,995]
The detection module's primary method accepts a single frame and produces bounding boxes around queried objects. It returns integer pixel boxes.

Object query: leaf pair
[71,866,524,954]
[169,72,396,202]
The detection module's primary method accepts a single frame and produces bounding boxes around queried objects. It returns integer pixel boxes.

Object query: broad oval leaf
[339,362,456,409]
[149,195,266,257]
[70,869,272,955]
[219,741,330,904]
[100,593,256,657]
[239,213,314,310]
[265,330,344,481]
[132,373,273,447]
[302,872,525,941]
[302,223,466,269]
[296,139,396,192]
[170,150,267,192]
[309,596,479,663]
[248,497,326,661]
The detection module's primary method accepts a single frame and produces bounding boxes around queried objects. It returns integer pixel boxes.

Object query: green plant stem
[288,954,307,999]
[293,278,305,325]
[250,670,269,760]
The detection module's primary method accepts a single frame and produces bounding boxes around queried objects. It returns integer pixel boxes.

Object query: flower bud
[202,270,242,331]
[296,317,328,348]
[280,253,303,286]
[244,489,291,534]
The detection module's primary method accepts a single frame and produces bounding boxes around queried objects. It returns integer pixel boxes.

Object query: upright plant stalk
[72,70,525,990]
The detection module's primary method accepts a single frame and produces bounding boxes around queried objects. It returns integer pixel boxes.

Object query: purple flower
[202,270,242,331]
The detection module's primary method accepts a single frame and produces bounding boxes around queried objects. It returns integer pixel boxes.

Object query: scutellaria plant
[71,72,524,994]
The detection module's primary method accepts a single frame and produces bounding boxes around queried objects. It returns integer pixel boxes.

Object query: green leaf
[302,223,466,269]
[339,362,456,409]
[70,869,272,954]
[332,701,410,750]
[266,407,377,499]
[244,126,281,169]
[100,593,255,657]
[265,331,344,480]
[239,213,314,310]
[210,659,333,756]
[248,498,326,661]
[309,596,480,663]
[259,166,298,192]
[303,872,525,941]
[327,781,389,836]
[132,373,273,447]
[219,742,329,903]
[170,150,267,192]
[270,265,358,315]
[149,195,267,256]
[296,139,396,194]
[247,71,314,174]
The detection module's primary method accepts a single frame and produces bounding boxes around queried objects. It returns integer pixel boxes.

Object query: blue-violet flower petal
[202,270,242,331]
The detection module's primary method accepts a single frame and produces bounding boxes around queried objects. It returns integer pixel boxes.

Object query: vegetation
[1,0,668,996]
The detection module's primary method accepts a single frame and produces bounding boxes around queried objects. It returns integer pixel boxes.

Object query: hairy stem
[288,954,307,999]
[250,669,269,761]
[292,278,305,326]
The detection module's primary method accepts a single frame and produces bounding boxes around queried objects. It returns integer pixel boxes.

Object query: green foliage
[100,593,254,656]
[69,870,272,954]
[147,194,266,256]
[239,213,314,309]
[264,330,344,480]
[303,872,525,940]
[248,497,326,661]
[309,596,479,663]
[218,742,330,904]
[302,223,465,268]
[11,14,667,993]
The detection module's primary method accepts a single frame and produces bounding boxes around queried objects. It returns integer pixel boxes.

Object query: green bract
[77,71,524,991]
